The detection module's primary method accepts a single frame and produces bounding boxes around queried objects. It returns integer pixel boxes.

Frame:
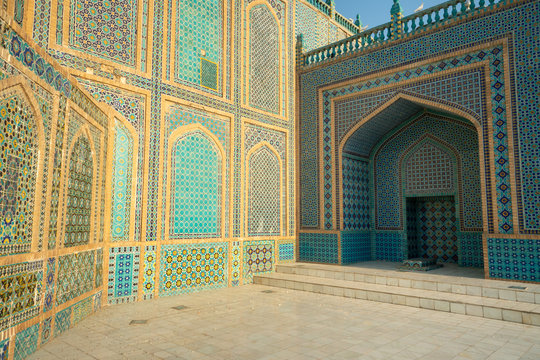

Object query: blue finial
[391,0,404,16]
[355,14,363,29]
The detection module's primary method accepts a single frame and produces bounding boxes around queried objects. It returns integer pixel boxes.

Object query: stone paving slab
[29,285,540,360]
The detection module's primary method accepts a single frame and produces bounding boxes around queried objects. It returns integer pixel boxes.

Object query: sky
[334,0,449,29]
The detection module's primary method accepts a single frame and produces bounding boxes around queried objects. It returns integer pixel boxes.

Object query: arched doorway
[339,94,486,272]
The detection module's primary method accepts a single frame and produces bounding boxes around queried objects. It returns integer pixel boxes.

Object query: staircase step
[254,272,540,326]
[276,263,540,304]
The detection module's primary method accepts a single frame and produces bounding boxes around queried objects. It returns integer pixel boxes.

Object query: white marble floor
[30,285,540,360]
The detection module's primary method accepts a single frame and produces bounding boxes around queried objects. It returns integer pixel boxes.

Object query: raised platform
[254,261,540,326]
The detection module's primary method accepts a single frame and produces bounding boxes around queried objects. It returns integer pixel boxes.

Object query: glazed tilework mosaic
[13,323,38,360]
[108,247,140,304]
[68,0,138,66]
[458,232,484,268]
[142,246,156,300]
[410,196,459,263]
[375,232,404,262]
[298,232,339,264]
[1,0,539,358]
[170,131,221,238]
[487,238,539,282]
[56,251,95,306]
[374,115,481,232]
[300,1,540,239]
[248,4,280,114]
[341,231,371,264]
[243,240,274,284]
[342,156,369,231]
[247,146,281,236]
[0,90,39,256]
[160,243,228,296]
[0,338,7,360]
[278,241,295,262]
[0,261,43,332]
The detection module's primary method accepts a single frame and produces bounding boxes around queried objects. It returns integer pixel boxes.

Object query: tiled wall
[298,0,540,278]
[0,0,352,357]
[0,19,109,359]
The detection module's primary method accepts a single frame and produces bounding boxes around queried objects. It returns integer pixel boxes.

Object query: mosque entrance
[406,196,458,264]
[339,94,485,272]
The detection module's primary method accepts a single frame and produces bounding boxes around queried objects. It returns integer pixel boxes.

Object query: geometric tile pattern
[414,196,458,263]
[374,115,481,232]
[95,248,103,288]
[170,131,221,238]
[248,146,280,236]
[54,306,72,337]
[249,4,279,114]
[231,241,241,286]
[41,316,52,344]
[201,58,219,91]
[405,142,454,194]
[0,338,7,360]
[0,92,39,256]
[14,0,24,26]
[142,245,156,300]
[73,296,93,325]
[160,243,228,296]
[163,106,230,241]
[375,232,404,262]
[341,232,371,264]
[295,0,350,52]
[174,0,223,91]
[458,232,484,268]
[342,156,369,231]
[0,261,43,332]
[14,322,39,360]
[111,123,134,241]
[298,232,339,264]
[77,79,144,243]
[68,0,138,66]
[64,136,94,247]
[243,240,274,284]
[487,238,539,282]
[107,246,140,304]
[56,250,95,306]
[43,258,56,313]
[278,242,294,262]
[174,0,221,91]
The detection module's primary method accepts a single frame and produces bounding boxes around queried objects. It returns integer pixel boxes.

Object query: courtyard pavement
[30,284,540,360]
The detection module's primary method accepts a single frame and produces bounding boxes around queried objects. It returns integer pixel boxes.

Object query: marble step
[253,272,540,326]
[276,263,540,305]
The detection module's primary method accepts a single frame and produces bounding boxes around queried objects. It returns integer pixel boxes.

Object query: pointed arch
[62,125,97,247]
[245,1,283,115]
[337,92,487,233]
[165,123,226,240]
[0,76,46,255]
[245,141,283,237]
[108,114,139,242]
